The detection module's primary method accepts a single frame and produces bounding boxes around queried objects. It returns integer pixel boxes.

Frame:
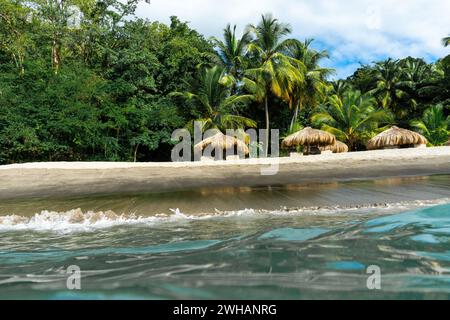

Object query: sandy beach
[1,147,450,200]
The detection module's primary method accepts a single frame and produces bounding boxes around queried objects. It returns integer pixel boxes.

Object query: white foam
[0,198,449,234]
[0,208,234,233]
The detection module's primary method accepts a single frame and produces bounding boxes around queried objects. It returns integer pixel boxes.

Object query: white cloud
[136,0,450,78]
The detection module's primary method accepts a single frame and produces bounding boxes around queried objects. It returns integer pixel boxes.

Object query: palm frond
[319,124,347,141]
[222,94,254,108]
[221,114,257,129]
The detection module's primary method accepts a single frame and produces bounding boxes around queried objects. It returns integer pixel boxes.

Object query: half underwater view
[1,176,450,300]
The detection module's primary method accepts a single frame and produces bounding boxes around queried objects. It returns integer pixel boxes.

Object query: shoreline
[1,147,450,200]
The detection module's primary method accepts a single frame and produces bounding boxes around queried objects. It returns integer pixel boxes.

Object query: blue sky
[135,0,450,79]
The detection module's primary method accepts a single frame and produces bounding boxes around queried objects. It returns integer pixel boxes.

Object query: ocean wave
[0,198,449,233]
[0,208,197,233]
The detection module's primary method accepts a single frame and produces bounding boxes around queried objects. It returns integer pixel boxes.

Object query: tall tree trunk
[18,52,24,76]
[289,103,300,132]
[51,0,65,74]
[52,39,61,75]
[264,96,270,157]
[134,144,140,162]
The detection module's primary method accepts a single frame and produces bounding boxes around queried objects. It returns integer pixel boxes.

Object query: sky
[135,0,450,79]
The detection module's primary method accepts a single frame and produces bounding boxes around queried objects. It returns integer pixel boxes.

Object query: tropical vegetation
[0,1,449,163]
[311,91,392,150]
[411,104,450,146]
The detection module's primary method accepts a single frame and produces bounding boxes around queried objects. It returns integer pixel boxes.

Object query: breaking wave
[1,198,449,234]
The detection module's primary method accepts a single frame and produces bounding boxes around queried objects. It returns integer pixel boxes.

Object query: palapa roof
[282,127,336,148]
[367,126,428,150]
[194,132,249,155]
[319,141,349,153]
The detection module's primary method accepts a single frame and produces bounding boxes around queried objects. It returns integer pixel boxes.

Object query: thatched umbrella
[320,141,349,153]
[367,126,428,150]
[282,127,336,155]
[194,132,249,159]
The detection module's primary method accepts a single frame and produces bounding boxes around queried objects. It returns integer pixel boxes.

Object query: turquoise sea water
[0,176,449,300]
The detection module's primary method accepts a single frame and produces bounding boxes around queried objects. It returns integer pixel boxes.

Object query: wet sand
[1,147,450,200]
[1,176,450,216]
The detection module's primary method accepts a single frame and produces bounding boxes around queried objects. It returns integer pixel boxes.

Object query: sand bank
[1,147,450,200]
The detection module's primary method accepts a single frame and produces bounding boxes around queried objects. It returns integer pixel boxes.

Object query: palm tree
[246,13,296,60]
[172,66,256,133]
[368,59,411,119]
[213,24,251,78]
[417,57,450,106]
[285,39,334,131]
[398,57,432,118]
[411,104,450,146]
[311,90,392,150]
[331,80,352,98]
[401,58,431,85]
[443,36,450,47]
[244,14,304,156]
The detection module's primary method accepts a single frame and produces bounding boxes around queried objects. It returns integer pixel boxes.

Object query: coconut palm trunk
[264,96,270,157]
[289,102,300,132]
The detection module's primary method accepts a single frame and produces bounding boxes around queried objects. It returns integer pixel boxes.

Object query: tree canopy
[0,4,449,163]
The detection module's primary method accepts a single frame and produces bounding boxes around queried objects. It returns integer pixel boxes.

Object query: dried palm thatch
[367,126,428,150]
[282,127,336,148]
[320,141,349,153]
[194,132,249,155]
